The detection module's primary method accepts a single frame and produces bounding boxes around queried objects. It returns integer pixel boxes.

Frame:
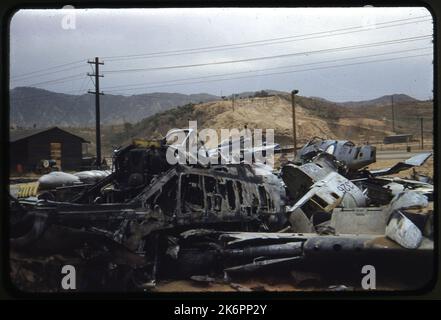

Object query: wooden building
[383,134,413,144]
[10,127,88,172]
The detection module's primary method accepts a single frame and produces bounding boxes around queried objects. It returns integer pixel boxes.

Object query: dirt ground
[151,276,404,293]
[152,279,308,292]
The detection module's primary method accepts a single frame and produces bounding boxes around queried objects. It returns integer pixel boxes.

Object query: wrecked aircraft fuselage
[297,137,376,171]
[10,146,291,289]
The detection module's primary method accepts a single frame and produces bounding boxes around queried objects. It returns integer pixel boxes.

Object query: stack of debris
[9,135,434,291]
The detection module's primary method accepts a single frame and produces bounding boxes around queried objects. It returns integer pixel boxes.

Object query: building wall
[11,128,84,172]
[383,135,413,144]
[10,139,28,172]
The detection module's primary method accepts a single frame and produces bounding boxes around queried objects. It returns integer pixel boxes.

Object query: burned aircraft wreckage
[9,135,435,291]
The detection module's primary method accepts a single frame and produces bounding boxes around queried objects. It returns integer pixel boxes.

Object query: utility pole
[291,89,299,158]
[88,57,104,169]
[391,95,395,133]
[420,117,424,149]
[232,94,235,112]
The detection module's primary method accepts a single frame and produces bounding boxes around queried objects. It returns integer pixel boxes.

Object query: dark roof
[384,134,413,138]
[10,127,88,143]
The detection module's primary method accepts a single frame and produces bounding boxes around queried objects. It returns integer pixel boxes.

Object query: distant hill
[11,87,425,129]
[10,87,220,128]
[341,94,419,107]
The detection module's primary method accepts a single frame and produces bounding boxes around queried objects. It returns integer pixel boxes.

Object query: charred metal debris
[10,136,434,291]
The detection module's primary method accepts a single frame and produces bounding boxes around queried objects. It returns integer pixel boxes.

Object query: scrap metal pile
[9,135,434,291]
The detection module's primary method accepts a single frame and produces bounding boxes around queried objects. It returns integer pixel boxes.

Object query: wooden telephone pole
[291,89,299,158]
[88,57,104,168]
[391,95,395,133]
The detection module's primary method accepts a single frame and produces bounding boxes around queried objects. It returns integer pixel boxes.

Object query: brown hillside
[45,94,432,157]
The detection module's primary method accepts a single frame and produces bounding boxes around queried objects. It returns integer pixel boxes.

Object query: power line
[102,46,432,91]
[88,63,97,87]
[18,73,85,87]
[103,15,431,62]
[9,18,434,100]
[105,53,431,94]
[11,50,432,100]
[11,59,85,80]
[105,35,432,74]
[18,36,431,92]
[22,41,430,92]
[11,64,89,83]
[75,76,91,96]
[9,15,432,82]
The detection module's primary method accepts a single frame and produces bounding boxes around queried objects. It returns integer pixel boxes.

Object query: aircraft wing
[370,152,432,177]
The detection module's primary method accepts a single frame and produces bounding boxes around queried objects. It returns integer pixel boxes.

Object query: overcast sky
[9,7,433,102]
